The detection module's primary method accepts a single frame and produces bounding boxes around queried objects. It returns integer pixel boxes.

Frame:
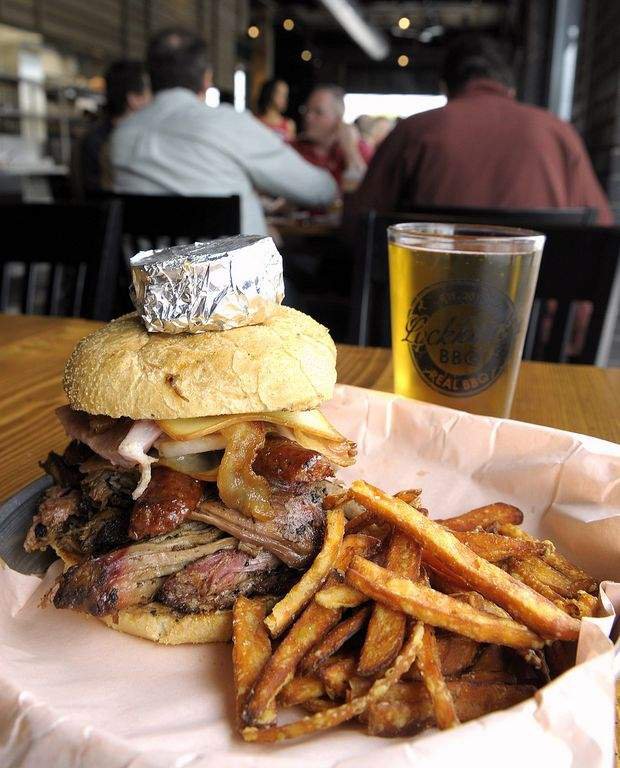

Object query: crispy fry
[344,510,377,534]
[334,533,381,572]
[366,681,536,736]
[348,482,580,641]
[415,625,459,729]
[358,530,421,676]
[265,507,345,638]
[451,591,511,618]
[347,556,543,649]
[545,640,578,679]
[315,583,367,609]
[458,669,518,684]
[508,557,585,599]
[471,644,506,672]
[279,675,325,707]
[497,523,598,594]
[569,590,599,618]
[242,622,425,742]
[394,489,423,507]
[232,597,275,727]
[405,634,481,681]
[301,606,370,673]
[319,655,357,699]
[426,559,473,593]
[451,531,548,562]
[439,503,523,532]
[301,698,334,713]
[243,599,341,725]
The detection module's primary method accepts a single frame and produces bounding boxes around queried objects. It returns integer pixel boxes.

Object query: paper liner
[1,384,618,767]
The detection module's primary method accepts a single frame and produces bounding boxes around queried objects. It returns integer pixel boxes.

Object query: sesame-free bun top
[63,307,337,419]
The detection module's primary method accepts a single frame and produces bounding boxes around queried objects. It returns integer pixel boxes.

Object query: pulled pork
[157,549,294,613]
[53,523,232,616]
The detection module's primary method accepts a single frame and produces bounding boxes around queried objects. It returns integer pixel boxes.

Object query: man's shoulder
[508,100,586,149]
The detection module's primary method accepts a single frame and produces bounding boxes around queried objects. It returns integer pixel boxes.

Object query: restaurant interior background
[0,0,619,367]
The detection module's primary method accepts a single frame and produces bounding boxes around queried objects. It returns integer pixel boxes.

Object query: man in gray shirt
[111,29,337,235]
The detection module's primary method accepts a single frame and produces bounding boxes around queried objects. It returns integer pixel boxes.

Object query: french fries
[265,507,345,638]
[319,655,357,699]
[315,583,367,609]
[508,556,586,599]
[232,597,275,726]
[366,681,536,736]
[347,557,543,649]
[405,635,480,680]
[230,479,599,745]
[438,502,523,532]
[358,530,421,676]
[414,625,459,729]
[301,606,370,673]
[242,622,425,742]
[348,482,581,641]
[451,531,549,562]
[279,675,325,707]
[243,598,341,724]
[497,523,598,594]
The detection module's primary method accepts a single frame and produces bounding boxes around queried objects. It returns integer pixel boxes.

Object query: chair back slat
[0,201,123,320]
[115,194,241,250]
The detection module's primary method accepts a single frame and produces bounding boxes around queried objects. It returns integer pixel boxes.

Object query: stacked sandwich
[25,305,355,643]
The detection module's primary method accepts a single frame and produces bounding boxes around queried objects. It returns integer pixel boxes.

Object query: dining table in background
[0,313,619,764]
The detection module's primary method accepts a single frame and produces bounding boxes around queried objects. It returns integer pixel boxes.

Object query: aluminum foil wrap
[130,235,285,333]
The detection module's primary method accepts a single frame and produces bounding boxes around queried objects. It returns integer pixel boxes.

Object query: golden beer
[388,224,544,418]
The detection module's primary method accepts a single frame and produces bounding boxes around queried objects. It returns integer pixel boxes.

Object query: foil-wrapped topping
[130,235,285,333]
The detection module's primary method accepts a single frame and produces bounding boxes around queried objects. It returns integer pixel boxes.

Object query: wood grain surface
[0,313,618,759]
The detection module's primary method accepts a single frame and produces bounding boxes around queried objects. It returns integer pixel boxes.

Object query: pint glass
[388,224,544,418]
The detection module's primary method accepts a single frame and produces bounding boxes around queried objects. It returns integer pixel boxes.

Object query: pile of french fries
[232,480,599,742]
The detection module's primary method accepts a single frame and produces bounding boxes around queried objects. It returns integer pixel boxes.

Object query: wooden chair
[0,201,123,321]
[350,211,620,366]
[115,194,241,252]
[109,193,241,315]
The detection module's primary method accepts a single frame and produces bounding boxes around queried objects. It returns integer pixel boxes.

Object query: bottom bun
[100,602,232,644]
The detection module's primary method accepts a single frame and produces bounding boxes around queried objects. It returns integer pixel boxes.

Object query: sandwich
[24,305,355,644]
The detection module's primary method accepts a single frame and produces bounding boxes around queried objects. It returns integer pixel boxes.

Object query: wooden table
[0,313,618,760]
[0,314,619,502]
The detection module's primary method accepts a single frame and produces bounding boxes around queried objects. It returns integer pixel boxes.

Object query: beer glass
[388,223,544,418]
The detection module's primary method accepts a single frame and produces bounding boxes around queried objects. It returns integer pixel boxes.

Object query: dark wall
[573,0,620,222]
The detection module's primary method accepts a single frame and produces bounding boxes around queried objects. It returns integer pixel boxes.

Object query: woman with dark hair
[255,79,296,142]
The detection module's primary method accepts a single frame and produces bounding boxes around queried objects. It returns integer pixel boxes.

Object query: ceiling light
[301,49,313,62]
[398,17,411,30]
[397,54,409,67]
[283,18,295,31]
[247,25,260,39]
[317,0,389,60]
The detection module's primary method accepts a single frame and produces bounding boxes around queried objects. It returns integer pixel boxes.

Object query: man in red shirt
[293,85,373,191]
[352,36,612,224]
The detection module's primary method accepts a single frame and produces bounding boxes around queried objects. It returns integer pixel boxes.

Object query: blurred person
[368,116,394,148]
[79,60,150,194]
[293,86,373,190]
[111,29,337,235]
[352,35,612,224]
[256,79,296,141]
[355,115,394,150]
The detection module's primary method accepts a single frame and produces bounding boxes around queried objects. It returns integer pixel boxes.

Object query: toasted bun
[100,602,232,644]
[63,307,336,419]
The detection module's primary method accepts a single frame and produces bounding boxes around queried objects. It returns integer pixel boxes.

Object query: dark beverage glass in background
[388,223,545,418]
